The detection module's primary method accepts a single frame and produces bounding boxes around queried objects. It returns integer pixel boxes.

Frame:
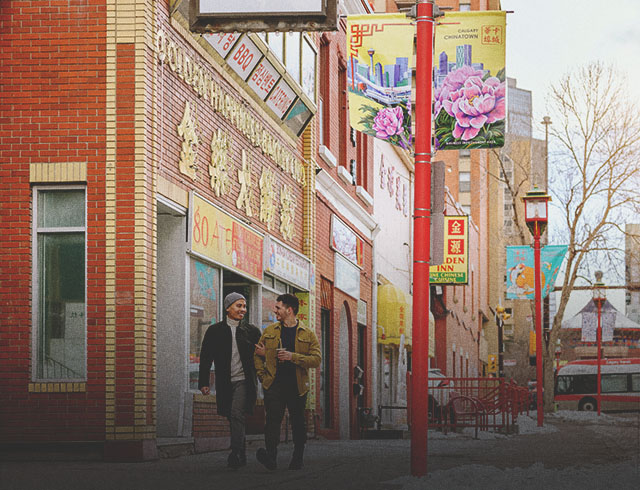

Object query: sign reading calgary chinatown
[429,216,469,284]
[190,0,338,32]
[191,193,263,282]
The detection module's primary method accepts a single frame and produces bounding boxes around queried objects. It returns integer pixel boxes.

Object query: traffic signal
[488,354,498,373]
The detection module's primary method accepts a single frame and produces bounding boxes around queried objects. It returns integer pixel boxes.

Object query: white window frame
[31,185,87,382]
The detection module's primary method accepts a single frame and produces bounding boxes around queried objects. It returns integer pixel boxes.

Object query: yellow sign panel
[430,216,469,284]
[190,194,263,282]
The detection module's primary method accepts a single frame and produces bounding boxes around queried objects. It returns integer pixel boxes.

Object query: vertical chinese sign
[346,14,414,150]
[430,216,469,284]
[433,11,506,150]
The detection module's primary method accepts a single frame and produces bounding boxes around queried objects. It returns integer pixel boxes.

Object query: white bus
[555,358,640,411]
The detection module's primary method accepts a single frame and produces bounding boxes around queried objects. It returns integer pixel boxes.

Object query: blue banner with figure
[506,245,568,299]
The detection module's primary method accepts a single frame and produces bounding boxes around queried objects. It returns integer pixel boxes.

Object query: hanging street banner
[346,14,414,150]
[430,216,469,284]
[506,245,568,300]
[433,10,506,150]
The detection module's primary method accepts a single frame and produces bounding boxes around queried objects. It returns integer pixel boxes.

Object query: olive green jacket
[254,320,321,395]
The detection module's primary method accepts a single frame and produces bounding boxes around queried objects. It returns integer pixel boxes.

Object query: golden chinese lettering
[236,149,253,217]
[177,101,198,179]
[259,168,277,230]
[209,129,232,197]
[279,184,296,241]
[154,29,307,187]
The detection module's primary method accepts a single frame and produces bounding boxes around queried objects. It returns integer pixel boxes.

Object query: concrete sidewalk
[1,414,638,490]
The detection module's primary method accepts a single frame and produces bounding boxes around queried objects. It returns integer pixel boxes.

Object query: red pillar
[597,300,602,416]
[411,0,434,476]
[533,224,544,426]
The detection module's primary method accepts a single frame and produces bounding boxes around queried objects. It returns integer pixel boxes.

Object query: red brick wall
[0,1,108,442]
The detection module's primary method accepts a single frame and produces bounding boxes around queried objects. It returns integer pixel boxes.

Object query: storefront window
[189,258,220,391]
[34,188,86,380]
[285,32,301,84]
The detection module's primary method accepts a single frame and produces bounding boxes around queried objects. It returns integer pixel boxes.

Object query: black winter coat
[198,320,261,417]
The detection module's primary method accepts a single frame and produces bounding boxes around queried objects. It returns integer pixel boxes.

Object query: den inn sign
[190,0,339,33]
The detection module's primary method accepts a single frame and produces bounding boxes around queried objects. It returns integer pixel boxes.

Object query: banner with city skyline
[346,14,414,150]
[433,11,506,150]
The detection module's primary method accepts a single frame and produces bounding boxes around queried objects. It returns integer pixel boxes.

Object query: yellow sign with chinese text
[191,194,263,282]
[430,216,469,284]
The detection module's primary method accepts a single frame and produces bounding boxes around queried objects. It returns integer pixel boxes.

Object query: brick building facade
[1,1,320,460]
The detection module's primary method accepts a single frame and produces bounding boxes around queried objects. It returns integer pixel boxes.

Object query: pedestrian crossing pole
[410,0,434,477]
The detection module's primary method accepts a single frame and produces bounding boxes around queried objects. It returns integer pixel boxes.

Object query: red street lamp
[522,187,551,427]
[592,271,606,416]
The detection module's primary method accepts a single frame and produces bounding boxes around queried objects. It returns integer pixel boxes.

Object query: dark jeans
[263,378,307,456]
[228,380,248,454]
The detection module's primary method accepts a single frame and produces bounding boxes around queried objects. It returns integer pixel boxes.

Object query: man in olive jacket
[199,292,261,468]
[254,293,321,471]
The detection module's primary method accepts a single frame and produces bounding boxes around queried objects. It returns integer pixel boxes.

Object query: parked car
[428,368,455,423]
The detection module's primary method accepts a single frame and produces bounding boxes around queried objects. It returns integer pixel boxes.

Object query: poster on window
[433,11,506,150]
[347,14,414,150]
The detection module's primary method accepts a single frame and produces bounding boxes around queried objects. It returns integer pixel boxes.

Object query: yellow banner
[191,194,263,282]
[347,14,414,150]
[430,216,469,284]
[433,11,506,150]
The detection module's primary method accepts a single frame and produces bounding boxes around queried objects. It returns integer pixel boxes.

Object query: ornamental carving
[259,168,277,230]
[279,184,296,241]
[177,101,199,179]
[236,149,254,217]
[209,129,232,197]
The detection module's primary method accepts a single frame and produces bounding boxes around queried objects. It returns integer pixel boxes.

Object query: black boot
[256,447,277,470]
[227,450,241,469]
[288,445,304,470]
[238,450,247,467]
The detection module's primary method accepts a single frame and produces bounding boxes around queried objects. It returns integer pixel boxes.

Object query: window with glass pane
[268,32,284,63]
[601,374,628,393]
[189,258,220,391]
[631,374,640,392]
[262,288,279,329]
[285,32,301,84]
[36,189,86,380]
[301,36,316,101]
[459,171,471,193]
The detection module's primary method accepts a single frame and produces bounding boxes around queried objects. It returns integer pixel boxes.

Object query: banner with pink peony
[346,14,414,150]
[433,11,506,150]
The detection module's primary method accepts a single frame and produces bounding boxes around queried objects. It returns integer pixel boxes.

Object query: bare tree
[543,62,640,410]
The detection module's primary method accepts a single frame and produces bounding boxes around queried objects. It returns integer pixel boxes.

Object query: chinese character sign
[430,216,469,284]
[347,14,414,150]
[433,11,506,150]
[506,245,568,300]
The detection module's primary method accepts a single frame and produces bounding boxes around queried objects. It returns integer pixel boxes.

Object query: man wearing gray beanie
[198,292,261,469]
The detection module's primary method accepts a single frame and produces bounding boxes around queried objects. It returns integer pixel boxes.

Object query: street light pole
[410,0,434,477]
[532,222,544,426]
[522,188,551,428]
[593,271,606,416]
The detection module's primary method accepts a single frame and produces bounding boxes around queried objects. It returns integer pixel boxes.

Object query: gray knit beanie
[224,292,246,310]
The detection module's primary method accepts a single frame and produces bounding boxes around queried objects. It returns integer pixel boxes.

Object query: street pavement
[1,412,638,490]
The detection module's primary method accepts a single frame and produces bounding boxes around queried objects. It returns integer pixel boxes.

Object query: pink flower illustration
[435,66,506,141]
[372,106,405,139]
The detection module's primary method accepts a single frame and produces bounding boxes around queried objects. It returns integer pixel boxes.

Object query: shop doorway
[338,303,351,439]
[156,200,188,438]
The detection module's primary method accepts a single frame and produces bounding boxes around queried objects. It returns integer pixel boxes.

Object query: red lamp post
[522,187,551,427]
[592,271,606,416]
